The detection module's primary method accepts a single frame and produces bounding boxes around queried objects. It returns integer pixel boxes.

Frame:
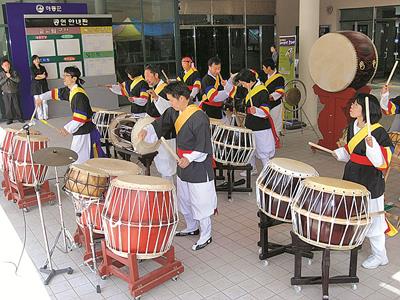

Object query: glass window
[261,25,274,63]
[157,62,177,78]
[246,15,274,25]
[213,15,243,25]
[113,23,144,64]
[213,1,244,15]
[143,0,174,22]
[246,0,275,16]
[340,8,373,22]
[179,0,211,15]
[376,6,400,19]
[106,0,141,22]
[247,26,260,69]
[180,28,195,59]
[144,22,175,61]
[230,28,245,73]
[180,15,210,25]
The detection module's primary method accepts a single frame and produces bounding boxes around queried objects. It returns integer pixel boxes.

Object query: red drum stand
[313,85,371,150]
[99,242,184,299]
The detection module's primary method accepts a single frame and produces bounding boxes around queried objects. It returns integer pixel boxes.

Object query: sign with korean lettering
[24,15,115,79]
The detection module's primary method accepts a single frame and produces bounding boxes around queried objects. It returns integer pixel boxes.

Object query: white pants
[365,195,387,259]
[177,176,217,244]
[35,95,48,120]
[270,103,283,133]
[71,133,91,164]
[154,138,177,178]
[250,128,275,169]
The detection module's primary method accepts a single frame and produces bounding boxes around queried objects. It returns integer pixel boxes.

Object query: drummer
[235,69,280,177]
[200,56,235,119]
[138,82,217,251]
[34,66,104,164]
[380,85,400,131]
[143,64,176,181]
[176,56,201,103]
[107,66,149,117]
[144,64,171,117]
[333,94,394,269]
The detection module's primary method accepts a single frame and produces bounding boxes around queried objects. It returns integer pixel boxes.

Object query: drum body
[256,158,319,222]
[11,134,48,185]
[108,113,138,150]
[209,118,224,137]
[212,124,255,166]
[93,111,123,142]
[309,31,378,92]
[71,193,104,233]
[291,177,371,250]
[102,175,178,259]
[64,164,109,198]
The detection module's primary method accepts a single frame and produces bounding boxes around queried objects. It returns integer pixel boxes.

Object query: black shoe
[17,119,25,123]
[192,237,212,251]
[175,229,200,236]
[6,120,12,125]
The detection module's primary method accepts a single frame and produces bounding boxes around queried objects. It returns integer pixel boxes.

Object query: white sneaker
[240,169,257,177]
[362,255,389,269]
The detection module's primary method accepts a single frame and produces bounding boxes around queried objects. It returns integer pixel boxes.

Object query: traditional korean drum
[10,134,48,185]
[93,110,124,142]
[64,164,109,198]
[291,177,371,250]
[102,175,178,259]
[0,127,40,172]
[108,113,138,151]
[309,31,378,92]
[84,158,142,178]
[212,124,255,166]
[209,118,224,138]
[256,158,319,222]
[131,116,160,155]
[72,194,104,233]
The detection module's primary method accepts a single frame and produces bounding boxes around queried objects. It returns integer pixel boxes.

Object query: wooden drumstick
[160,136,180,161]
[161,69,170,82]
[386,60,399,86]
[365,96,371,137]
[308,142,333,154]
[30,106,38,122]
[39,119,58,131]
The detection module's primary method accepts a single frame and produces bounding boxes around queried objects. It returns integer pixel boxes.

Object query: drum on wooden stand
[10,134,48,186]
[309,31,378,92]
[291,177,371,250]
[256,158,319,222]
[209,118,224,138]
[93,111,124,142]
[212,124,255,166]
[102,175,178,259]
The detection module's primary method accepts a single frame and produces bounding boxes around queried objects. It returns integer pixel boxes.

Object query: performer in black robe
[108,65,149,116]
[334,94,394,269]
[176,56,201,102]
[138,82,217,251]
[200,56,235,119]
[380,85,400,131]
[35,66,104,164]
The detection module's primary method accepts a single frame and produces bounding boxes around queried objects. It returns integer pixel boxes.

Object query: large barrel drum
[309,31,378,92]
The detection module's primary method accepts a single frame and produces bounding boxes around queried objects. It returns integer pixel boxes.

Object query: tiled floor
[1,93,400,300]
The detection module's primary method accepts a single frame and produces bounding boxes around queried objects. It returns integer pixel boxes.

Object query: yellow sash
[130,75,145,91]
[69,86,88,103]
[347,123,382,153]
[245,84,267,105]
[183,68,196,83]
[154,81,167,95]
[174,104,201,135]
[265,73,284,88]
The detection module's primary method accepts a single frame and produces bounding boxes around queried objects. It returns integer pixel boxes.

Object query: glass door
[374,20,397,78]
[246,26,260,69]
[230,27,245,73]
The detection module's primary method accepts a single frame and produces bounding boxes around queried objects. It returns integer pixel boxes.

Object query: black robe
[244,82,273,131]
[31,65,49,95]
[121,76,149,114]
[343,122,393,198]
[177,68,201,100]
[146,81,168,118]
[200,74,225,119]
[264,73,285,110]
[152,105,214,183]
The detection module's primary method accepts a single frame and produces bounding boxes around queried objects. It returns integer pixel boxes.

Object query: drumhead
[268,158,319,177]
[68,163,109,177]
[84,158,142,176]
[309,32,357,92]
[215,123,253,134]
[209,118,225,126]
[131,116,160,154]
[112,175,174,191]
[108,113,137,149]
[302,176,369,196]
[14,134,48,142]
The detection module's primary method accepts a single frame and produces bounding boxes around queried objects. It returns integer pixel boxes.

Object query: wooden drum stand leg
[290,231,360,299]
[99,241,184,299]
[258,211,313,265]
